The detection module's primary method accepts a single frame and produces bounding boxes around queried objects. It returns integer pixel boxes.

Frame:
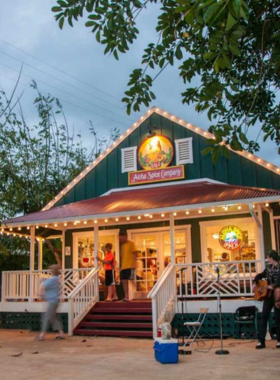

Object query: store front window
[202,219,257,264]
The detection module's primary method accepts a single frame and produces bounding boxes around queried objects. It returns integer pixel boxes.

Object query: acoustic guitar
[254,279,272,301]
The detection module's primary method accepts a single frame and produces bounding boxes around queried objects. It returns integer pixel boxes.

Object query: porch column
[250,205,266,271]
[29,226,35,301]
[94,225,99,301]
[38,238,43,271]
[62,230,66,270]
[169,213,175,265]
[268,209,276,250]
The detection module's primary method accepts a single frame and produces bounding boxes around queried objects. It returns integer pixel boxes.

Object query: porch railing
[68,267,99,335]
[148,264,176,339]
[176,260,261,298]
[1,268,92,302]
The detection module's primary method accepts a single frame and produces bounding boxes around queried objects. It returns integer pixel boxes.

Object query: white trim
[41,106,280,212]
[102,178,224,196]
[175,137,193,165]
[121,146,137,173]
[199,217,260,264]
[72,229,120,269]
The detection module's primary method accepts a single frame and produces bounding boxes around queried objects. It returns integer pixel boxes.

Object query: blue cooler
[154,338,179,364]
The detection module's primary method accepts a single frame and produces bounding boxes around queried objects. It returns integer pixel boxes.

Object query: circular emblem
[218,225,243,250]
[138,135,174,170]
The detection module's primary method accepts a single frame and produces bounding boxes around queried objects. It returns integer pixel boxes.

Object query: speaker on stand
[215,266,229,355]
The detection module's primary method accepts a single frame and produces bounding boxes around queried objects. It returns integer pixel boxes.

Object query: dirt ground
[0,330,279,380]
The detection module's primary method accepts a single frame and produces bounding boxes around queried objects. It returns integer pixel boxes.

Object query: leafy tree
[51,0,280,162]
[0,78,120,268]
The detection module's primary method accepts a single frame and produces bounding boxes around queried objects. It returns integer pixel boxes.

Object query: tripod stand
[215,267,229,355]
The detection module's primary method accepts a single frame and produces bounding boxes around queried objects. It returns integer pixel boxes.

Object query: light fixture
[94,220,98,223]
[212,233,219,239]
[211,209,215,213]
[83,221,87,225]
[45,224,48,228]
[144,214,150,217]
[265,203,269,207]
[198,210,202,214]
[185,211,189,215]
[18,227,21,231]
[115,218,119,222]
[36,226,39,229]
[105,219,108,223]
[161,214,165,217]
[27,226,30,230]
[9,228,13,231]
[64,223,67,226]
[173,212,177,216]
[149,215,153,219]
[138,216,141,220]
[126,217,130,221]
[238,206,242,210]
[54,223,58,227]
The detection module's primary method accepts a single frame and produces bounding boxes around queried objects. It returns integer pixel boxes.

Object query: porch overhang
[2,180,280,229]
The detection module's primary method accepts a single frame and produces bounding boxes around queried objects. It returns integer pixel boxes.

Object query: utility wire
[0,49,127,112]
[0,38,123,103]
[0,61,132,122]
[0,72,129,127]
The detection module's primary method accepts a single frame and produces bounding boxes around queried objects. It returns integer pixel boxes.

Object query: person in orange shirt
[98,243,118,302]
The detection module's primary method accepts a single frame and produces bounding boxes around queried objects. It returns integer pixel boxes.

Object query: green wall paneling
[107,148,119,190]
[75,177,86,202]
[85,168,96,200]
[262,211,272,254]
[54,197,65,207]
[241,157,257,187]
[96,158,108,196]
[214,154,228,183]
[256,165,272,189]
[198,137,214,180]
[186,130,201,180]
[0,312,68,332]
[272,172,280,190]
[227,152,242,185]
[64,187,75,205]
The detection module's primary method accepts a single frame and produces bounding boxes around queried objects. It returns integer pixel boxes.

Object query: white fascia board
[4,194,280,228]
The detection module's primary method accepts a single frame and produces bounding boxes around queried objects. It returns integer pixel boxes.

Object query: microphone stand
[215,267,229,355]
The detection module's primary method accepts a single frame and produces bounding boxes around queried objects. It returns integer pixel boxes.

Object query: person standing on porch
[98,243,118,302]
[119,232,137,302]
[253,250,280,349]
[36,264,64,341]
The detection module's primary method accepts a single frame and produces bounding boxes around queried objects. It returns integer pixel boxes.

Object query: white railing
[176,260,261,298]
[68,267,99,335]
[148,264,176,339]
[1,268,92,302]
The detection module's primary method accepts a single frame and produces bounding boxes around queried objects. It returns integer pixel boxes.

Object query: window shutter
[175,137,193,165]
[121,147,137,173]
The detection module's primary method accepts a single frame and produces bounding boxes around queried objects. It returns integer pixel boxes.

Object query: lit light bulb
[265,203,269,207]
[161,214,165,217]
[9,228,13,231]
[18,227,21,231]
[27,226,30,230]
[138,216,141,220]
[173,212,177,216]
[94,220,98,223]
[126,217,130,221]
[54,223,58,227]
[115,218,119,222]
[64,223,67,226]
[198,210,202,214]
[105,219,108,223]
[149,215,153,219]
[45,225,48,228]
[186,211,189,215]
[83,221,87,225]
[36,226,39,229]
[238,206,242,210]
[211,209,215,213]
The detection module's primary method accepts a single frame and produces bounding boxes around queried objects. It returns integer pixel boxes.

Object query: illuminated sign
[138,135,174,170]
[219,225,243,250]
[129,165,184,185]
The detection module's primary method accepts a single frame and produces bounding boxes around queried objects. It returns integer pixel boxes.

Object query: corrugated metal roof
[3,181,280,225]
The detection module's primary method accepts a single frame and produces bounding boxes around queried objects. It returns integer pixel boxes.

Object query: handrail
[148,263,173,299]
[68,267,100,335]
[175,259,261,267]
[67,267,99,299]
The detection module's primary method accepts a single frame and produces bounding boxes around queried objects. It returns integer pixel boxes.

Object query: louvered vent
[121,147,137,173]
[175,137,193,165]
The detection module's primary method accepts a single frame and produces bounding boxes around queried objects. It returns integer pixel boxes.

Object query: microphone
[215,266,220,275]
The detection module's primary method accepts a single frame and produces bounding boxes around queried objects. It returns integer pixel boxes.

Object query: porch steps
[74,301,153,338]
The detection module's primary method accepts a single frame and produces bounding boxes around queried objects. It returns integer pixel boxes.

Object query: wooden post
[29,226,35,301]
[94,225,99,301]
[38,238,43,271]
[62,230,66,270]
[249,204,265,271]
[269,209,276,250]
[169,213,175,265]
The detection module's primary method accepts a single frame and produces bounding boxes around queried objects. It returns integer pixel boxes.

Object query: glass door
[162,231,187,269]
[132,233,159,292]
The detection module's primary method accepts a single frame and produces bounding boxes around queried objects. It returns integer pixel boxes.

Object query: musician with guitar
[253,250,280,349]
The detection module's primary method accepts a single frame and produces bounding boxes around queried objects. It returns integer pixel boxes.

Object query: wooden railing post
[29,226,35,301]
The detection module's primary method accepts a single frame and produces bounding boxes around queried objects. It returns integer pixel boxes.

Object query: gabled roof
[5,181,280,227]
[42,107,280,212]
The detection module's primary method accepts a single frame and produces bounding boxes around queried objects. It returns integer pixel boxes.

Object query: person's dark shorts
[120,269,135,280]
[105,270,115,286]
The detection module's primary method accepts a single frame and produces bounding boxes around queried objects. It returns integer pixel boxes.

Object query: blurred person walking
[35,264,64,341]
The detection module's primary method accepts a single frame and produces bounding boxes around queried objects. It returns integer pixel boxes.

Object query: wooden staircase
[74,301,153,338]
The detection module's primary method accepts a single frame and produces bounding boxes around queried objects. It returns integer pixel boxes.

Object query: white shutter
[121,147,137,173]
[175,137,193,165]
